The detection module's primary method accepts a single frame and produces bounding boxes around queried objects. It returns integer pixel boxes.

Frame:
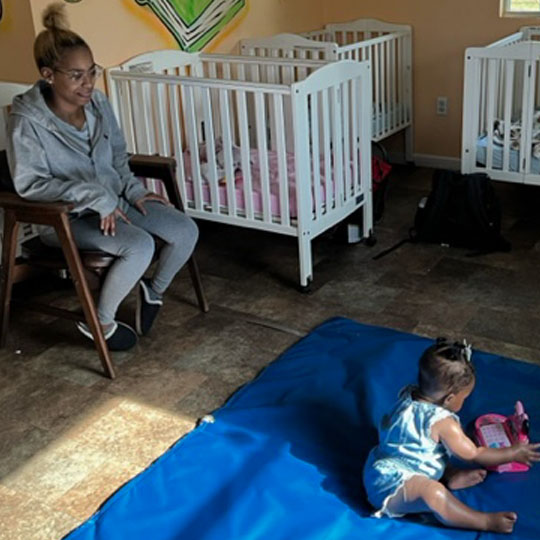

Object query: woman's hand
[512,442,540,466]
[134,193,171,216]
[100,207,131,236]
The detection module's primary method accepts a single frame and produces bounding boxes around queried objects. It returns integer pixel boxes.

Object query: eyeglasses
[53,64,104,83]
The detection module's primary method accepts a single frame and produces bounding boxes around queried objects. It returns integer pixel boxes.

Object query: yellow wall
[0,1,36,83]
[29,0,177,69]
[27,0,323,67]
[7,0,536,159]
[207,0,324,54]
[323,0,540,158]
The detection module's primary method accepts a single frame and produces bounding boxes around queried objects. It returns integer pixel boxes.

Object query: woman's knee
[121,229,155,263]
[184,216,199,250]
[162,213,199,252]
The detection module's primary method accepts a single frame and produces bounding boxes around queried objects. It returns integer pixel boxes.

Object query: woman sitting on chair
[6,3,199,351]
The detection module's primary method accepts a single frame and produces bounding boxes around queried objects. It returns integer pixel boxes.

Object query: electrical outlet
[437,96,448,116]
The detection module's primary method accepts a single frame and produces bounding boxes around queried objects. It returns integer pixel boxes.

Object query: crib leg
[298,233,313,291]
[363,199,374,242]
[405,125,414,164]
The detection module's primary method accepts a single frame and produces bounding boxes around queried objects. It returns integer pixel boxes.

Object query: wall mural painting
[135,0,246,52]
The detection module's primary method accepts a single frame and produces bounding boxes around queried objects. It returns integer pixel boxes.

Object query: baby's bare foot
[446,468,487,490]
[486,512,518,534]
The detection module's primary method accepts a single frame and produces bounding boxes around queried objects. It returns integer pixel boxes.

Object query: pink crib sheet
[182,149,338,219]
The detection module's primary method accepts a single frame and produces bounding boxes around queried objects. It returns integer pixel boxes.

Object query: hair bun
[42,2,69,31]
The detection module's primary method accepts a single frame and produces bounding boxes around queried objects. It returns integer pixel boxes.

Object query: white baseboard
[388,151,461,171]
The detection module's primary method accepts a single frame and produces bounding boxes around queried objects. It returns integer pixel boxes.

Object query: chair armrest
[0,192,74,215]
[128,154,184,212]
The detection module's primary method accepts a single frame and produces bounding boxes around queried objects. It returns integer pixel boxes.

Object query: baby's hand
[512,442,540,466]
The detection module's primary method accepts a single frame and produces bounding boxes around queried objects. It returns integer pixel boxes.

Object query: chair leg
[54,214,116,379]
[187,256,209,313]
[0,211,19,347]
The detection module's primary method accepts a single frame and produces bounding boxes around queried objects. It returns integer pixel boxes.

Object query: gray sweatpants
[41,201,198,325]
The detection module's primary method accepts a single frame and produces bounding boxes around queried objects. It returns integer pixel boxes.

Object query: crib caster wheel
[299,279,312,294]
[364,233,377,247]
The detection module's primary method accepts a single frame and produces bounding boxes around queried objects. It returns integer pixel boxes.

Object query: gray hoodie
[7,82,148,218]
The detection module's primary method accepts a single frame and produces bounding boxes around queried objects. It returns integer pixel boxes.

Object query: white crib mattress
[476,135,540,173]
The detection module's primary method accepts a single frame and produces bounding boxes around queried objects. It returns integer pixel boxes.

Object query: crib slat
[142,82,155,154]
[321,89,332,209]
[155,83,170,156]
[237,63,246,82]
[219,88,238,217]
[360,69,373,232]
[502,61,514,172]
[118,79,136,153]
[486,59,497,171]
[235,90,254,220]
[131,81,146,153]
[400,35,407,126]
[310,93,322,220]
[183,85,204,211]
[522,60,536,175]
[480,59,488,140]
[341,81,352,199]
[396,36,403,127]
[373,43,381,139]
[331,86,344,209]
[255,92,272,223]
[405,33,413,126]
[351,76,360,195]
[206,62,221,137]
[387,39,393,131]
[381,41,387,136]
[380,41,387,135]
[168,83,188,209]
[201,87,220,213]
[272,93,290,226]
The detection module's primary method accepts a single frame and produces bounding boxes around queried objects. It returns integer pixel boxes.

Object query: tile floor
[1,165,539,539]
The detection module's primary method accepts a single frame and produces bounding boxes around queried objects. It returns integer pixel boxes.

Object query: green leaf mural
[135,0,246,52]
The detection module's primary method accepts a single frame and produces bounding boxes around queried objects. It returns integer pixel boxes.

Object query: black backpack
[412,170,510,253]
[373,169,511,260]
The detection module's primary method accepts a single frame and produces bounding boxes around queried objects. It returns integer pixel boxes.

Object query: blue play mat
[64,317,540,540]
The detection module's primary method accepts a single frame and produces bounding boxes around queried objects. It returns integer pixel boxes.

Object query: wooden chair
[0,151,209,379]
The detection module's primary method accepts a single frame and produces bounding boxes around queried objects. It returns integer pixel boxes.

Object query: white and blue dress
[363,386,459,518]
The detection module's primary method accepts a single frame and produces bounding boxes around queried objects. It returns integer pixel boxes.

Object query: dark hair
[418,338,476,399]
[33,3,89,70]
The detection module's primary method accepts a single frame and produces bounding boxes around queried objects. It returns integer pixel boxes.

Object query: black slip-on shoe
[76,320,138,351]
[136,278,163,336]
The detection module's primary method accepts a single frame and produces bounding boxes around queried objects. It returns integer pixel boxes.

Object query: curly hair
[418,338,476,400]
[33,3,89,70]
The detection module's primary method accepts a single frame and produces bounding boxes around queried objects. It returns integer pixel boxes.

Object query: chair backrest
[0,82,31,151]
[0,83,36,254]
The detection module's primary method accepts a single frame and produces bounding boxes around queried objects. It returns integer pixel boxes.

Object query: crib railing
[107,53,326,155]
[240,23,412,145]
[462,40,540,182]
[107,59,372,235]
[240,34,337,61]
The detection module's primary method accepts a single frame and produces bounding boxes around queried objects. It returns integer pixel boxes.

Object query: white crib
[240,18,413,160]
[106,51,373,288]
[462,27,540,185]
[0,82,39,256]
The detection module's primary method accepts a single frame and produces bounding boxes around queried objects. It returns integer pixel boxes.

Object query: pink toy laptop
[474,401,530,473]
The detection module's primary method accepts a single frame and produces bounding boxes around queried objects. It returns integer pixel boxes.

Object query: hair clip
[461,339,472,362]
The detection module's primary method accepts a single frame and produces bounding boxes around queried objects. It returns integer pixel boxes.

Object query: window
[502,0,540,16]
